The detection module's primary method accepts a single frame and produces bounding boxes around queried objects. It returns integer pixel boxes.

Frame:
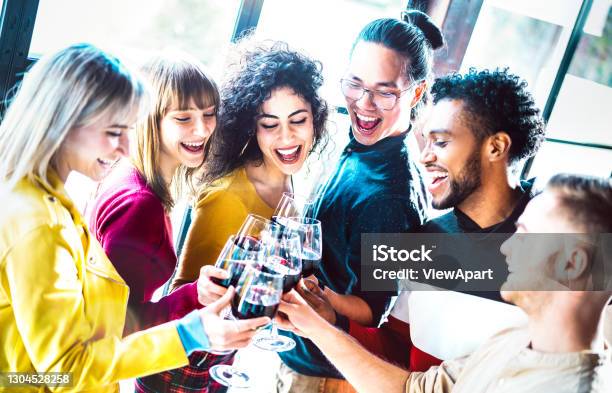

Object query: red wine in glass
[211,260,249,288]
[263,256,301,293]
[232,285,280,319]
[301,247,322,277]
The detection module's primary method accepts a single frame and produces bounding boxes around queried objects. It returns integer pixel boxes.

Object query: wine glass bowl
[259,231,302,294]
[231,266,283,320]
[286,217,322,278]
[273,192,316,220]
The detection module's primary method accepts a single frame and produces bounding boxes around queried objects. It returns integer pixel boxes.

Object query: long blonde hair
[132,53,220,211]
[0,43,148,191]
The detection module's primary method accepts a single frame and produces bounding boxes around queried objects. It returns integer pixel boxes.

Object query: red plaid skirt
[135,351,234,393]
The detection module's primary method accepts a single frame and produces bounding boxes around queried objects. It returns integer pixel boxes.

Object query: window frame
[0,0,609,179]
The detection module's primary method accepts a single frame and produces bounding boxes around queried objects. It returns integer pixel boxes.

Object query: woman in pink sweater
[88,54,230,392]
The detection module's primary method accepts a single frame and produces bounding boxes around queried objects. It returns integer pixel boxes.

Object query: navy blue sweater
[279,130,427,378]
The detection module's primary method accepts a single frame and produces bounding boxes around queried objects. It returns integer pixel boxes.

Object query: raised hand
[196,265,230,305]
[276,289,329,338]
[199,287,270,351]
[298,278,337,324]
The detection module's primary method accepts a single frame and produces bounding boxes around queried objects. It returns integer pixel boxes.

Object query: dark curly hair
[431,68,545,164]
[204,40,329,183]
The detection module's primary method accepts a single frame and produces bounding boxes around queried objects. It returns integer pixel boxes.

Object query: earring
[239,137,252,157]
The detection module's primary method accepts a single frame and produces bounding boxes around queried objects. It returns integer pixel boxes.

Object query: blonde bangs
[156,59,220,116]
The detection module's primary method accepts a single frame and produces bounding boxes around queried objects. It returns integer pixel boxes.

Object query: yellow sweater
[170,168,273,291]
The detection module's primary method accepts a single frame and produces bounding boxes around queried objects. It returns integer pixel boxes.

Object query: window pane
[460,0,581,109]
[256,0,405,108]
[542,5,611,147]
[29,0,241,75]
[528,141,612,182]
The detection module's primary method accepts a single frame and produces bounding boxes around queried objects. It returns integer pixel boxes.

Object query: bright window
[529,4,612,181]
[459,0,581,108]
[529,142,612,181]
[29,0,241,77]
[256,0,406,108]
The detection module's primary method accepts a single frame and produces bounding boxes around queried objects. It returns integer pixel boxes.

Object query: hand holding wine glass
[297,278,337,325]
[198,286,270,352]
[275,289,331,339]
[196,265,230,306]
[209,265,284,388]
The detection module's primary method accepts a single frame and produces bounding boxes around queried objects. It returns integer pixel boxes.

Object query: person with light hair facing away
[277,173,612,393]
[0,43,269,392]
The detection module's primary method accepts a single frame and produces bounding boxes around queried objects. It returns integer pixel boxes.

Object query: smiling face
[420,99,486,209]
[255,86,314,175]
[58,112,133,182]
[159,98,216,172]
[344,41,417,145]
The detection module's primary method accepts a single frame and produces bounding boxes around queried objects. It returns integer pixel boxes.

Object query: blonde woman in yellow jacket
[0,44,269,392]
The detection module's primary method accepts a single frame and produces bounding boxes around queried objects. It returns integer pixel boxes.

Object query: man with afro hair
[304,68,548,373]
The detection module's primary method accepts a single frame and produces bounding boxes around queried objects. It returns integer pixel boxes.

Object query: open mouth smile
[97,158,116,167]
[354,112,382,136]
[181,141,205,154]
[426,170,449,193]
[275,145,302,164]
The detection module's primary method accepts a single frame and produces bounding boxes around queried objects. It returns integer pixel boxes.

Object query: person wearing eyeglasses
[273,10,444,393]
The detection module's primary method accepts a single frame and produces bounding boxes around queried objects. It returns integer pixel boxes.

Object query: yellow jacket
[170,168,274,291]
[0,173,188,392]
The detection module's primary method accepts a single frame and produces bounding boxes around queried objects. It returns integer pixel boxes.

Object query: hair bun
[401,10,445,50]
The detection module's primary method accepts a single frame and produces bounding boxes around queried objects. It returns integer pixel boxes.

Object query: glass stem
[270,321,279,338]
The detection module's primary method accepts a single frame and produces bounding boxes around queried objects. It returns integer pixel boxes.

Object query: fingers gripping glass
[202,236,262,359]
[340,79,418,111]
[209,266,283,388]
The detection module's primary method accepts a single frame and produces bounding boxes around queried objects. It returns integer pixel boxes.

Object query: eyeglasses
[340,79,419,111]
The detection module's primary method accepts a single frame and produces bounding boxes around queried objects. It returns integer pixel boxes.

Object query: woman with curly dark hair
[165,39,328,390]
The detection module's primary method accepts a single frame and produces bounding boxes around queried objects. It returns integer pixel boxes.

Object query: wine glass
[236,214,277,252]
[252,231,302,352]
[209,265,283,388]
[273,192,316,222]
[211,235,260,288]
[201,235,262,359]
[259,230,302,294]
[287,217,322,278]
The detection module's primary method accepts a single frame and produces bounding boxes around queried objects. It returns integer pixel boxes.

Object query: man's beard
[432,149,482,210]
